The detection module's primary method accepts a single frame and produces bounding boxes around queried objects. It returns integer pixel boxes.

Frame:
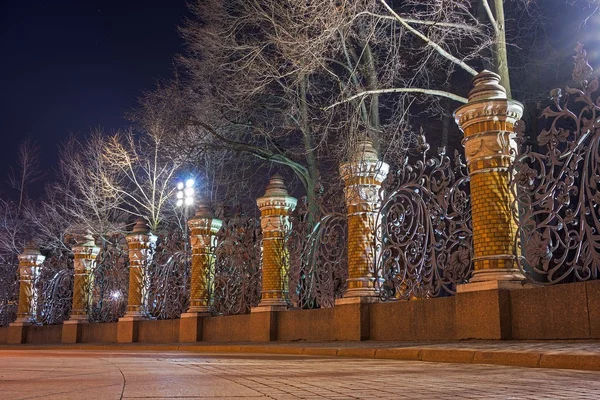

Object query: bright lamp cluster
[176,179,195,207]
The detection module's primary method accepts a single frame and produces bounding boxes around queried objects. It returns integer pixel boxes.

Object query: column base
[344,276,381,298]
[251,304,287,313]
[62,319,88,344]
[186,305,211,314]
[117,315,144,343]
[179,312,207,342]
[334,296,379,306]
[7,321,30,344]
[458,268,528,293]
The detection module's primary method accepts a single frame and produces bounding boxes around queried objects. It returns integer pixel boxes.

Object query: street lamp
[176,178,196,270]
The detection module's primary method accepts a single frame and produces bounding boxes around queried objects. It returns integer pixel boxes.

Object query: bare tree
[102,129,182,231]
[53,131,125,238]
[7,138,41,216]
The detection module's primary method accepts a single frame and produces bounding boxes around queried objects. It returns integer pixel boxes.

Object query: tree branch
[324,88,467,111]
[378,0,478,76]
[354,11,482,33]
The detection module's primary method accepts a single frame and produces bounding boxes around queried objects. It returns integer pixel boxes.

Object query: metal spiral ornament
[89,235,129,323]
[144,228,190,319]
[287,187,348,309]
[375,134,473,300]
[210,216,262,315]
[510,43,600,284]
[0,258,18,327]
[34,249,74,325]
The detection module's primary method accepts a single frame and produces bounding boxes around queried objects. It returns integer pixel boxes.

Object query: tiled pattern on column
[125,219,156,317]
[15,245,45,322]
[340,140,389,297]
[256,175,296,308]
[454,70,524,282]
[188,211,221,313]
[70,236,100,319]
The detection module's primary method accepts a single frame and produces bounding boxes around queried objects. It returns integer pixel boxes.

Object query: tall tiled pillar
[8,243,45,344]
[253,174,297,312]
[118,218,156,343]
[454,70,525,292]
[338,139,389,301]
[180,201,222,342]
[63,233,99,343]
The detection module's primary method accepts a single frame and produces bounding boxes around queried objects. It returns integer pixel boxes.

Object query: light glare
[185,178,195,188]
[184,197,194,206]
[184,187,194,197]
[176,199,184,207]
[177,182,184,190]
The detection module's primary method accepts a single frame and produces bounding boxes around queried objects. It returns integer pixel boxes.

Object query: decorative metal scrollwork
[34,249,74,325]
[376,134,473,300]
[210,216,262,315]
[144,228,189,319]
[0,259,18,327]
[510,43,600,284]
[89,235,129,323]
[287,188,348,309]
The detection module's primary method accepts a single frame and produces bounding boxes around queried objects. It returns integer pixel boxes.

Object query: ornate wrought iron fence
[34,249,74,325]
[287,191,348,309]
[89,235,129,323]
[0,258,18,327]
[510,43,600,285]
[144,229,189,319]
[375,134,473,300]
[210,216,262,315]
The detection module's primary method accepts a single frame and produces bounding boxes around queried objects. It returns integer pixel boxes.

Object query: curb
[1,343,600,372]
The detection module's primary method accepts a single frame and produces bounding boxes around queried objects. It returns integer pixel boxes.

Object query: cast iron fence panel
[0,258,18,327]
[510,43,600,284]
[210,217,262,315]
[89,235,129,323]
[34,249,74,325]
[287,191,347,309]
[375,134,473,299]
[144,229,189,319]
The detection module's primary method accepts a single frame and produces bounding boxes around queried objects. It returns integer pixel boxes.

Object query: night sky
[0,0,189,192]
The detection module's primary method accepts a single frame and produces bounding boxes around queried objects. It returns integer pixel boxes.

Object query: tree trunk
[490,0,511,98]
[299,76,320,226]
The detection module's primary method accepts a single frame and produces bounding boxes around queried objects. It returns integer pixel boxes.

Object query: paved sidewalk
[2,349,600,399]
[2,340,600,372]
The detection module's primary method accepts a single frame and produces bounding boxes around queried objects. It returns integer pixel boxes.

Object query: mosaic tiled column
[185,201,222,314]
[454,70,525,292]
[253,174,297,312]
[123,218,156,318]
[180,202,222,342]
[118,218,156,343]
[14,243,45,323]
[67,233,100,321]
[62,232,100,343]
[7,243,45,344]
[338,139,389,299]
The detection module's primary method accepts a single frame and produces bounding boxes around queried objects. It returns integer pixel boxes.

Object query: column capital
[188,202,223,234]
[339,139,389,185]
[18,243,45,268]
[256,174,297,212]
[454,70,523,132]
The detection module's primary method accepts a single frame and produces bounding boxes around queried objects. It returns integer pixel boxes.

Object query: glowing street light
[176,178,195,208]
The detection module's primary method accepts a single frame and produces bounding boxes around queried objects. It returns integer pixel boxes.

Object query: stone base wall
[1,280,599,344]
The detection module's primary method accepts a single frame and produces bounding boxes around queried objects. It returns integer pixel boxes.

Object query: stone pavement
[3,340,600,371]
[1,349,600,399]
